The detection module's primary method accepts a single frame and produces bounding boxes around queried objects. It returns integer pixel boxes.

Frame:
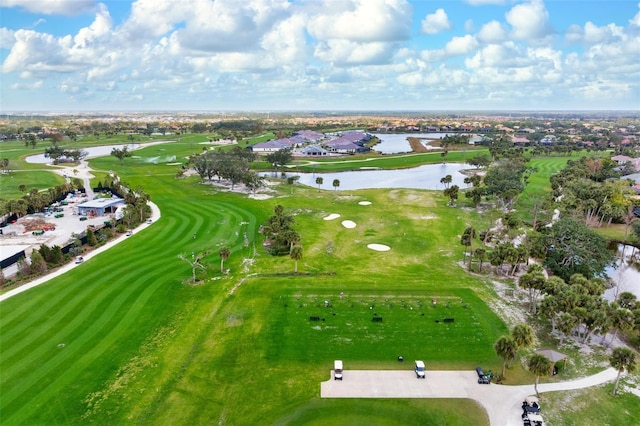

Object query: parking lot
[320,368,619,426]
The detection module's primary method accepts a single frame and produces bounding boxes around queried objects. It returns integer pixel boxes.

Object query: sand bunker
[341,220,356,229]
[324,213,341,221]
[358,201,372,206]
[367,244,390,251]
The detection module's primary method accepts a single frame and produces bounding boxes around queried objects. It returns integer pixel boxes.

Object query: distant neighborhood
[250,129,373,156]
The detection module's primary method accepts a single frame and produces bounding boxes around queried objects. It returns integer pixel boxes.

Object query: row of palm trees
[314,177,340,191]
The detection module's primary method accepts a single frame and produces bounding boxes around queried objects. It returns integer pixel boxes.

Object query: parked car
[415,360,426,378]
[334,360,343,380]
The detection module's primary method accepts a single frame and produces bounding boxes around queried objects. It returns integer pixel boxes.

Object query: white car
[75,256,84,264]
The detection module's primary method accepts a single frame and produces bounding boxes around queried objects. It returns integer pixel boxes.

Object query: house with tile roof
[251,138,296,153]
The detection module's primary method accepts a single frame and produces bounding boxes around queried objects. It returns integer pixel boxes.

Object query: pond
[277,163,470,191]
[604,244,640,301]
[25,141,170,164]
[372,133,458,154]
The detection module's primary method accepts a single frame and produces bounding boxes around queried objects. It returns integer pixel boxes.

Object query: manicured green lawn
[515,152,609,223]
[291,149,487,172]
[267,288,502,367]
[273,398,488,426]
[0,162,503,425]
[0,170,66,199]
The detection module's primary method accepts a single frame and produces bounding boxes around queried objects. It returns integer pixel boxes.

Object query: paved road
[321,368,619,426]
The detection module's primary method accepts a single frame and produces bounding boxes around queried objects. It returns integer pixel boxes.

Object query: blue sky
[1,0,639,112]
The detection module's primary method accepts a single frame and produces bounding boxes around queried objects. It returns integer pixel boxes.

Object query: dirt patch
[19,218,57,232]
[485,279,527,327]
[387,190,435,206]
[407,213,437,220]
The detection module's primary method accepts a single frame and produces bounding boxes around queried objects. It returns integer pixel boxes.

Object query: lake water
[372,133,457,154]
[604,244,640,301]
[279,163,469,191]
[25,142,171,164]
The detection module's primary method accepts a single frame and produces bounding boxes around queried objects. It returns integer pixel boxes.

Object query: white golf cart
[334,360,343,380]
[415,360,426,378]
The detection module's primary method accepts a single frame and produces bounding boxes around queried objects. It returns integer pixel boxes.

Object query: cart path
[321,367,619,426]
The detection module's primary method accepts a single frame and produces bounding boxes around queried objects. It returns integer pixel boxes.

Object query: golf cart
[334,360,343,380]
[415,360,426,378]
[476,366,491,384]
[522,395,541,412]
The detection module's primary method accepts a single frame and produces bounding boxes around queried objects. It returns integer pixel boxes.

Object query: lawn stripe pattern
[0,177,262,423]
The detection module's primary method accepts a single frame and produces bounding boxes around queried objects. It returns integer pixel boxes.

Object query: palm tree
[315,176,323,191]
[475,247,487,272]
[290,245,303,273]
[512,324,535,349]
[281,228,300,253]
[528,354,553,397]
[610,347,636,396]
[556,312,577,345]
[460,226,476,268]
[219,247,230,273]
[440,174,452,189]
[332,179,340,191]
[494,335,518,378]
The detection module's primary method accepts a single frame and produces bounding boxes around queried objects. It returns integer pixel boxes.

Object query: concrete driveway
[321,368,619,426]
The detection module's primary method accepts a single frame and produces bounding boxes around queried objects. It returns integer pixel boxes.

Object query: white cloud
[118,0,190,41]
[1,0,98,15]
[465,42,524,69]
[74,3,112,48]
[505,0,553,41]
[10,80,43,90]
[171,0,291,53]
[444,35,478,56]
[1,4,121,79]
[314,40,395,66]
[421,8,451,35]
[420,34,479,62]
[306,0,412,42]
[477,20,506,43]
[0,28,15,49]
[566,21,625,44]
